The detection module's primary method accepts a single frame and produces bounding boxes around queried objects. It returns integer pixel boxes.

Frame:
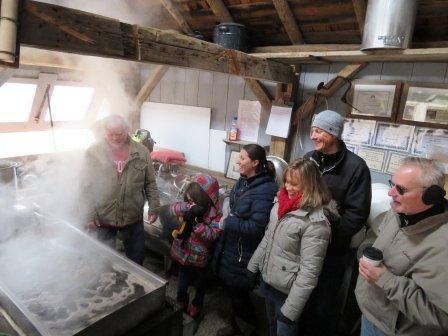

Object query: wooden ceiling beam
[352,0,367,35]
[19,1,295,83]
[272,0,304,44]
[205,0,233,23]
[252,47,448,64]
[159,0,193,34]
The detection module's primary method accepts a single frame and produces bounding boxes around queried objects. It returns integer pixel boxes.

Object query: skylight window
[0,83,37,122]
[45,85,95,122]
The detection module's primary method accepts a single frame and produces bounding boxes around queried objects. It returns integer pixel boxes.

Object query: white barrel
[0,0,19,63]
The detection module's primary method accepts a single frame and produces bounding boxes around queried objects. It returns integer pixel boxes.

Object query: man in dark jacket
[301,109,372,336]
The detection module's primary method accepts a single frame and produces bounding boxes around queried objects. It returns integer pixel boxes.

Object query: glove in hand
[277,311,294,325]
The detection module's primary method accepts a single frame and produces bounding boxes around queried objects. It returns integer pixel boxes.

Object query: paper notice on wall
[266,105,292,138]
[342,119,376,145]
[237,100,261,142]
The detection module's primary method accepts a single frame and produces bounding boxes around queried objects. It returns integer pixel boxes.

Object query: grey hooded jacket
[247,202,334,322]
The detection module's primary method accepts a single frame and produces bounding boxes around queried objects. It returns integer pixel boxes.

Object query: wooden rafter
[252,47,448,64]
[352,0,367,35]
[19,1,295,83]
[205,0,233,23]
[129,64,169,129]
[245,78,272,109]
[271,0,304,44]
[158,0,193,34]
[134,65,169,108]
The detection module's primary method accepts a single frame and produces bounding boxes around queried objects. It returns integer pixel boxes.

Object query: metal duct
[0,0,19,63]
[361,0,418,50]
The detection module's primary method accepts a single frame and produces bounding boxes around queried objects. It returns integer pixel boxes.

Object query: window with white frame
[0,76,99,159]
[44,85,95,122]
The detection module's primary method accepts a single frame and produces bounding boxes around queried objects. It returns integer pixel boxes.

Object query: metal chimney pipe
[361,0,418,50]
[0,0,19,63]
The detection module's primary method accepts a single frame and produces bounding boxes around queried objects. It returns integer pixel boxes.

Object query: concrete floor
[143,251,268,336]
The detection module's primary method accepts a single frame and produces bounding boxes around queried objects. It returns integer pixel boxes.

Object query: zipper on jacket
[238,237,243,262]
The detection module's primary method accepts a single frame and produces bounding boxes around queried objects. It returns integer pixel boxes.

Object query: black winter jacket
[305,141,371,255]
[217,173,278,288]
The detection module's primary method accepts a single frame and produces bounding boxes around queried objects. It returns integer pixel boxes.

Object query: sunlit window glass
[45,86,95,121]
[0,83,37,122]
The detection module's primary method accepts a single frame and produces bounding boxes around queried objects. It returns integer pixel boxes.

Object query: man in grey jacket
[355,157,448,336]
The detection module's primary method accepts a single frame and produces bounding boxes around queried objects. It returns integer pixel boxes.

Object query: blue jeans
[96,221,146,265]
[361,315,386,336]
[261,281,299,336]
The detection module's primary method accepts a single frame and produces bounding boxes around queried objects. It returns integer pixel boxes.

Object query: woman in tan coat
[247,158,337,336]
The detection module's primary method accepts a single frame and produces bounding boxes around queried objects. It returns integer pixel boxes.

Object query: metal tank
[361,0,418,50]
[0,206,167,336]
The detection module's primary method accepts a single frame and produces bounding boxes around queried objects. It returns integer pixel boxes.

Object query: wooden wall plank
[380,63,414,81]
[411,63,448,83]
[184,69,200,106]
[211,72,229,129]
[160,68,176,103]
[198,71,213,107]
[226,75,245,130]
[173,68,187,105]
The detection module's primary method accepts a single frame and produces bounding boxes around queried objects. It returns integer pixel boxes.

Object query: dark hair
[242,144,276,180]
[184,182,213,213]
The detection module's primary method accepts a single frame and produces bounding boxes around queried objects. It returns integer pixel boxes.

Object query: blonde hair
[283,158,332,208]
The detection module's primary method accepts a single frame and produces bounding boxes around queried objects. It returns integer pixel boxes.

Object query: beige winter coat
[82,138,160,227]
[355,208,448,336]
[247,202,332,322]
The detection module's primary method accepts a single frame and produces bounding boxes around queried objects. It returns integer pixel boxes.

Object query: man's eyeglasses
[388,180,424,195]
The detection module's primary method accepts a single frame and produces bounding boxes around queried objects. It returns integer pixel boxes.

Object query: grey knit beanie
[311,110,345,139]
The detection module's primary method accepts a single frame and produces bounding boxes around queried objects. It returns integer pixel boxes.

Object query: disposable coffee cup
[362,246,383,267]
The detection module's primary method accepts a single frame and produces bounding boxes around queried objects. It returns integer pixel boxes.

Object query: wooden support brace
[205,0,233,23]
[295,63,366,122]
[244,78,272,109]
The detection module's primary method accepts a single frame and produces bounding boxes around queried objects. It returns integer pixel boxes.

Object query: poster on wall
[373,122,414,152]
[266,105,292,138]
[357,147,386,172]
[342,119,376,145]
[385,152,411,175]
[237,100,261,142]
[411,128,448,156]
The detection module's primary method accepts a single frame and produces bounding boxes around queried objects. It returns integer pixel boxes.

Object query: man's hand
[359,257,387,284]
[86,219,100,230]
[148,213,158,224]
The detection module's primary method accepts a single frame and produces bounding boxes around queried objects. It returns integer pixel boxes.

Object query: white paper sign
[411,128,448,156]
[373,122,414,152]
[342,119,376,145]
[237,100,261,142]
[266,105,292,138]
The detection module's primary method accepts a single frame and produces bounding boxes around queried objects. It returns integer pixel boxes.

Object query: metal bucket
[213,23,247,51]
[0,160,20,190]
[361,0,417,50]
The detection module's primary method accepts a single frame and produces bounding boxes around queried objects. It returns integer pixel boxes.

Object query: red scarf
[277,188,302,220]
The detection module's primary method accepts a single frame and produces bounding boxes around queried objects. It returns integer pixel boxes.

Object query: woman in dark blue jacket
[216,144,278,336]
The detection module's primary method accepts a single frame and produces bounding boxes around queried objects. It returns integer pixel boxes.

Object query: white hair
[401,157,445,188]
[102,114,130,132]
